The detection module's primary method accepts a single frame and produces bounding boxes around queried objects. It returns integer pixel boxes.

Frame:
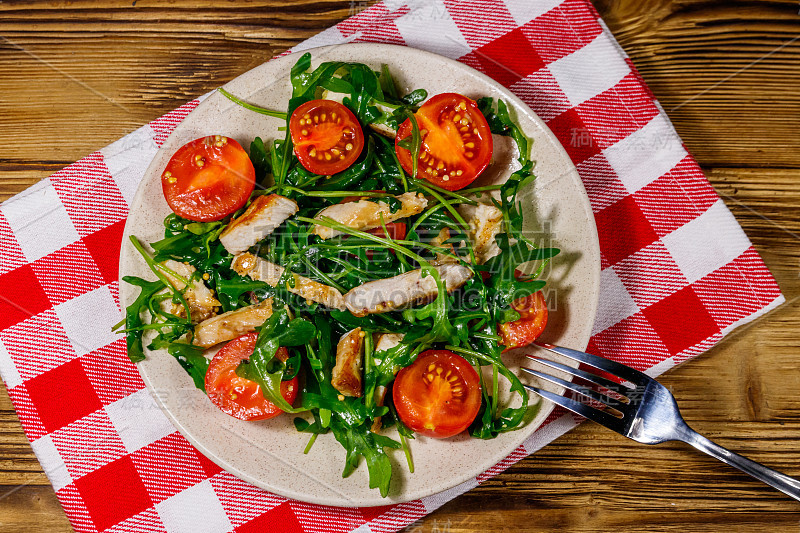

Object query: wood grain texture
[1,0,800,531]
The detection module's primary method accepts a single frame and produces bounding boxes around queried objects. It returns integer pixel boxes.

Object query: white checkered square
[662,200,752,284]
[99,125,159,206]
[105,389,176,453]
[54,285,121,356]
[0,338,21,389]
[547,32,630,107]
[31,434,72,492]
[505,0,563,25]
[420,477,478,513]
[395,0,472,59]
[156,480,232,533]
[591,267,639,336]
[603,113,688,194]
[0,179,81,262]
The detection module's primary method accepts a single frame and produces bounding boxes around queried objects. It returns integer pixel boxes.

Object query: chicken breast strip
[332,327,364,397]
[312,191,428,239]
[219,194,298,255]
[160,259,220,323]
[371,332,404,431]
[457,202,504,264]
[231,252,347,311]
[344,263,473,317]
[192,298,273,348]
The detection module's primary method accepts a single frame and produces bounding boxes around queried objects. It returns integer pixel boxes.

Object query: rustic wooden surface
[1,0,799,531]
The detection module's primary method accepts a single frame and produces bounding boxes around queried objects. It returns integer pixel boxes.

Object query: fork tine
[520,367,628,411]
[527,355,633,394]
[533,342,648,384]
[525,385,627,432]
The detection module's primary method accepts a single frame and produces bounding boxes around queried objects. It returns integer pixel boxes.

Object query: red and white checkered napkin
[0,0,784,531]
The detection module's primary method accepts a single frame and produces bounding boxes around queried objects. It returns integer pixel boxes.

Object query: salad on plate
[118,52,558,497]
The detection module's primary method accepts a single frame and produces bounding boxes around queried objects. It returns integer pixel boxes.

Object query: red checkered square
[82,219,127,285]
[367,501,428,533]
[359,504,395,523]
[30,241,105,306]
[0,211,26,276]
[445,0,517,48]
[614,240,688,309]
[576,154,629,212]
[546,108,602,164]
[343,3,408,45]
[26,357,102,433]
[476,444,527,482]
[591,312,672,371]
[0,264,50,330]
[520,5,601,64]
[573,75,659,150]
[74,455,153,532]
[691,247,772,331]
[150,100,201,147]
[468,28,545,87]
[56,484,99,533]
[104,507,164,533]
[6,383,47,441]
[643,286,720,356]
[130,433,209,504]
[338,2,409,38]
[192,445,223,478]
[82,339,143,406]
[291,501,365,533]
[594,195,658,268]
[508,68,572,121]
[237,502,303,533]
[211,471,287,528]
[51,153,128,238]
[51,409,128,480]
[633,157,709,238]
[2,309,76,380]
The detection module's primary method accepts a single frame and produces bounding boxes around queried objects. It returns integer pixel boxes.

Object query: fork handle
[679,427,800,501]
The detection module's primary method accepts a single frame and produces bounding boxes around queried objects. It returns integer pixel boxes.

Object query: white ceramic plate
[119,43,600,507]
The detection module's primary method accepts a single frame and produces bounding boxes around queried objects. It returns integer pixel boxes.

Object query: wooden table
[1,1,799,531]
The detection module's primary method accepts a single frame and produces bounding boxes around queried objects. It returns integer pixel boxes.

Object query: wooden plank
[0,0,799,531]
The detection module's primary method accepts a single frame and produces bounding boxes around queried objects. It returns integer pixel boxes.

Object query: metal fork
[522,342,800,501]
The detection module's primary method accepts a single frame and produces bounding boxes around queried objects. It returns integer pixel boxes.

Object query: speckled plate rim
[119,43,600,507]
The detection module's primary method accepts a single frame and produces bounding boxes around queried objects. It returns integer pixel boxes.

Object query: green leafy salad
[118,52,558,497]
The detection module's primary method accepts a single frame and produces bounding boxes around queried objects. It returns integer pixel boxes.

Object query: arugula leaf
[249,137,271,184]
[477,97,529,164]
[121,276,165,363]
[166,342,209,391]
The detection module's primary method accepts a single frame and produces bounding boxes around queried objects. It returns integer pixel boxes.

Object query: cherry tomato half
[498,291,548,349]
[395,93,493,191]
[205,332,297,421]
[161,135,256,222]
[290,100,364,175]
[393,350,482,438]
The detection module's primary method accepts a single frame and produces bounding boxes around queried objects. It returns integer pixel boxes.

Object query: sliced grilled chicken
[370,332,404,432]
[430,227,459,265]
[231,252,346,311]
[332,327,364,397]
[159,260,220,323]
[219,194,298,255]
[192,298,273,348]
[321,89,399,138]
[344,263,472,317]
[312,191,428,239]
[457,202,504,264]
